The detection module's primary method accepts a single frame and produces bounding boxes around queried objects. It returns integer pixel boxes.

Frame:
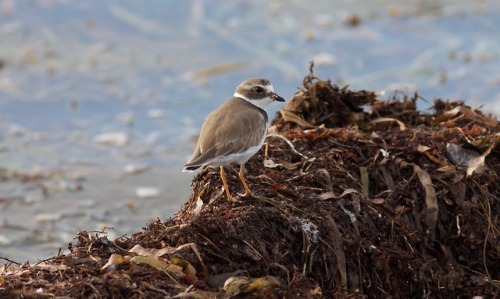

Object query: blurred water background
[0,0,499,262]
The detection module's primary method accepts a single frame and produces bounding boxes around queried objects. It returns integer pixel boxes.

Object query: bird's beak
[271,93,285,102]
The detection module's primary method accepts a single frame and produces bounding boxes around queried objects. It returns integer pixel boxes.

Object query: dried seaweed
[2,66,500,298]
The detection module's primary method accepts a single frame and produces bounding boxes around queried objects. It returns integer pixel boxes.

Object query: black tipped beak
[272,93,286,102]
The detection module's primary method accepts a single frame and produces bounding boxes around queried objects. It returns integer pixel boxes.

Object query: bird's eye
[254,86,264,93]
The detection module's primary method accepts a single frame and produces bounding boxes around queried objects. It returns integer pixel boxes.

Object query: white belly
[209,126,267,167]
[211,143,263,166]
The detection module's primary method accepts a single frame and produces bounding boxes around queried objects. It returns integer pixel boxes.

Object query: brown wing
[184,98,267,169]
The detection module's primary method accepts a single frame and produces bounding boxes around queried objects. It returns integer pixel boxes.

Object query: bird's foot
[227,195,241,203]
[237,191,254,199]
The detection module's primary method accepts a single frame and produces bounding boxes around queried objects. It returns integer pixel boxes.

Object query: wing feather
[184,98,267,168]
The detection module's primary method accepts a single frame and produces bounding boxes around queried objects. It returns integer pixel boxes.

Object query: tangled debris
[2,67,500,298]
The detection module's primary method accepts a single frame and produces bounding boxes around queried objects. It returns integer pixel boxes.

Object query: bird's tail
[182,165,201,172]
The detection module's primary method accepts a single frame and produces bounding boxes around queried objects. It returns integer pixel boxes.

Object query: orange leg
[220,166,236,202]
[238,164,253,198]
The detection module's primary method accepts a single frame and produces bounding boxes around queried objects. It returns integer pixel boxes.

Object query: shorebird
[183,78,285,202]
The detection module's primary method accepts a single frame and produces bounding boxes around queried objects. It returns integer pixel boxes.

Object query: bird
[183,78,285,202]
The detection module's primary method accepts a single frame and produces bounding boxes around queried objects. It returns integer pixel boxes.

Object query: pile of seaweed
[2,68,499,298]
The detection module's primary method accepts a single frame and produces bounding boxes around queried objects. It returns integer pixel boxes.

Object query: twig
[0,256,21,265]
[82,282,101,297]
[253,195,313,217]
[34,256,62,267]
[266,134,315,162]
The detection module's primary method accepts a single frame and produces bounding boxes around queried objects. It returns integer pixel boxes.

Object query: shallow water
[0,0,499,262]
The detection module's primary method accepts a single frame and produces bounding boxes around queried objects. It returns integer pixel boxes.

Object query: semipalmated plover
[183,78,285,202]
